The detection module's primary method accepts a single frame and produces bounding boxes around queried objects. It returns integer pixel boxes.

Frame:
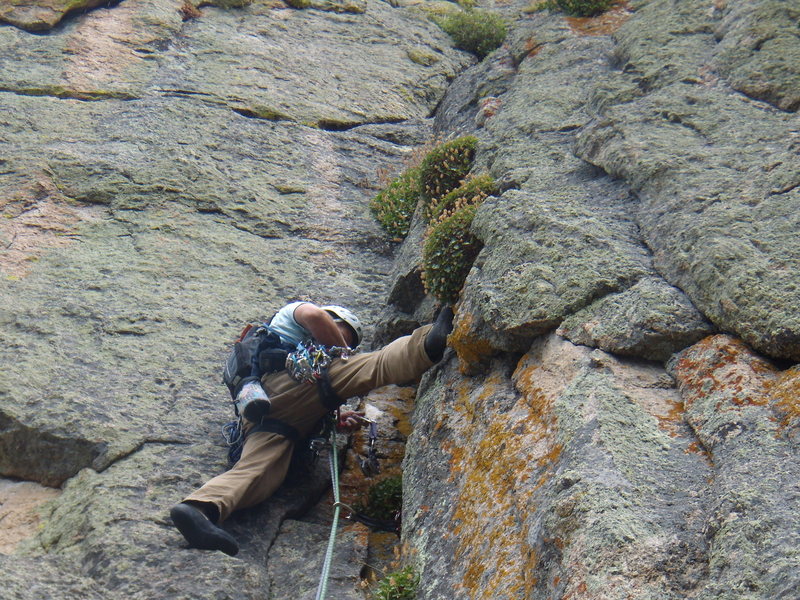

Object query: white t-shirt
[268,301,312,347]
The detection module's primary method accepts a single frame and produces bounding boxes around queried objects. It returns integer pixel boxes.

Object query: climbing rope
[314,424,340,600]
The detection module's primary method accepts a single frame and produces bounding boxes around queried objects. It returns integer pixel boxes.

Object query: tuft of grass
[427,174,497,223]
[537,0,614,17]
[422,204,483,305]
[370,167,421,239]
[419,136,477,212]
[373,566,419,600]
[355,475,403,522]
[437,9,507,59]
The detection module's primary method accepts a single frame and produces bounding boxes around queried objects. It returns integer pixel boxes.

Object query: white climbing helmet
[322,305,363,347]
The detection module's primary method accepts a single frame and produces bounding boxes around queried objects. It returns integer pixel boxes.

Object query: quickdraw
[333,501,401,535]
[286,341,355,384]
[359,419,380,478]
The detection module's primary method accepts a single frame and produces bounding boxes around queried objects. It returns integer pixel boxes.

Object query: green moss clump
[284,0,311,7]
[406,47,440,66]
[422,204,482,305]
[370,167,421,239]
[538,0,614,17]
[428,174,497,223]
[373,566,419,600]
[437,9,507,59]
[356,475,403,522]
[419,136,477,208]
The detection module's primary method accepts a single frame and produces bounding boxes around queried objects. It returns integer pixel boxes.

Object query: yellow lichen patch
[384,388,417,438]
[564,1,632,36]
[444,358,561,599]
[768,365,800,431]
[1,177,102,278]
[449,312,495,375]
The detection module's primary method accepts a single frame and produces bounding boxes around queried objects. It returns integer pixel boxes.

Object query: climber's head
[322,305,362,347]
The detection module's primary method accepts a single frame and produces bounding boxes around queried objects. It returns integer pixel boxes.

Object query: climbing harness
[286,341,355,384]
[222,416,303,467]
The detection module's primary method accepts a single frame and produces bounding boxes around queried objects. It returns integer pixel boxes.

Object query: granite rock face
[672,335,800,598]
[395,0,800,598]
[1,0,799,598]
[0,0,466,596]
[713,0,800,112]
[574,0,800,361]
[406,337,712,600]
[557,277,714,362]
[0,0,107,31]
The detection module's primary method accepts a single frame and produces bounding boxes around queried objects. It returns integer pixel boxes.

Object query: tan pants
[184,324,433,522]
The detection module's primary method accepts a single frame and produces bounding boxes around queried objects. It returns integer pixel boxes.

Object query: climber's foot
[424,306,454,362]
[170,503,239,556]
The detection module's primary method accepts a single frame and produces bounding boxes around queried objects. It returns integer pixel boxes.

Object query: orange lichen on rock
[449,311,496,375]
[675,334,800,439]
[523,37,543,57]
[685,440,713,467]
[674,335,775,411]
[565,1,633,37]
[179,0,202,20]
[444,356,561,599]
[651,399,686,438]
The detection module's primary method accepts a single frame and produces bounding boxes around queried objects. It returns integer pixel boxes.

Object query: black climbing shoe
[170,503,239,556]
[424,306,454,362]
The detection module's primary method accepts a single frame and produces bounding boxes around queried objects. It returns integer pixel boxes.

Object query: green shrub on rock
[373,565,419,600]
[356,475,403,521]
[437,9,507,59]
[422,204,482,305]
[419,135,477,208]
[427,173,497,222]
[370,167,421,239]
[538,0,614,17]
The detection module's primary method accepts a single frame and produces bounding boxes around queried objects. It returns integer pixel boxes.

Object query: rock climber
[170,301,454,555]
